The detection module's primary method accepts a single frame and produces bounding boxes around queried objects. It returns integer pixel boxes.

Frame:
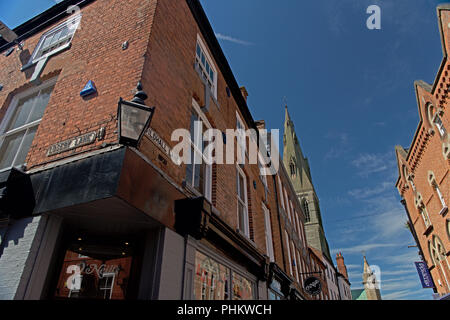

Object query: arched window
[302,199,310,223]
[420,206,431,229]
[426,103,447,138]
[447,220,450,240]
[290,159,296,177]
[434,114,446,137]
[428,171,448,214]
[429,235,450,290]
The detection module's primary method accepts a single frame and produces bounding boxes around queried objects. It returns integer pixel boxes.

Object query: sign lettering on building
[47,131,97,156]
[304,276,322,296]
[415,261,434,289]
[145,128,181,164]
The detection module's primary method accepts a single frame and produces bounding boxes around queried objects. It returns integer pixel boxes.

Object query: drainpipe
[400,198,438,293]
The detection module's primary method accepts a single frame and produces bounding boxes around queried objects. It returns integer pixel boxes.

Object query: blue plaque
[80,80,97,97]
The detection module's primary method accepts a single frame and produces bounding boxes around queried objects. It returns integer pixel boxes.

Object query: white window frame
[277,175,285,210]
[195,35,218,99]
[236,165,250,237]
[291,241,299,282]
[284,189,292,222]
[433,114,446,137]
[0,78,57,173]
[284,231,293,276]
[236,112,246,164]
[435,185,447,212]
[420,207,432,229]
[29,14,81,65]
[185,99,212,201]
[263,204,274,262]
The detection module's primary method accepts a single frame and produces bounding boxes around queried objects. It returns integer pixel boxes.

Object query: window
[429,236,450,290]
[258,153,268,191]
[434,114,446,137]
[420,207,431,229]
[284,231,293,276]
[185,102,212,201]
[277,175,285,210]
[194,251,230,300]
[195,36,217,98]
[194,251,255,300]
[291,242,299,282]
[98,273,115,299]
[237,166,249,237]
[435,185,447,212]
[429,173,447,213]
[0,79,56,171]
[30,15,81,64]
[236,112,246,164]
[302,199,310,223]
[263,204,274,262]
[284,189,292,222]
[290,161,295,176]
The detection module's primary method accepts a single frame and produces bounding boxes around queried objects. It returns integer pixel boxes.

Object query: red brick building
[0,0,323,300]
[395,4,450,299]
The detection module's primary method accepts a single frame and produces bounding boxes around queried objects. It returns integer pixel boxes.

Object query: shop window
[268,278,284,300]
[236,166,249,237]
[0,79,56,171]
[194,251,255,300]
[185,105,212,201]
[29,14,81,64]
[53,237,134,300]
[232,273,254,300]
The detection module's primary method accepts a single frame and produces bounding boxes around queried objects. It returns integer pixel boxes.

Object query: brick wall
[396,5,450,296]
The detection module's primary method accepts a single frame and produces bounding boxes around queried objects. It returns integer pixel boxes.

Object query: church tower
[282,105,332,261]
[362,256,382,300]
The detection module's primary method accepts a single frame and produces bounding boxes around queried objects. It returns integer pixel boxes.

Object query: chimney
[240,86,249,102]
[336,252,349,280]
[255,120,266,130]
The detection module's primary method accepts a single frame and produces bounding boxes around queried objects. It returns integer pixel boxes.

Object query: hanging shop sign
[415,261,434,289]
[304,276,322,296]
[47,131,97,156]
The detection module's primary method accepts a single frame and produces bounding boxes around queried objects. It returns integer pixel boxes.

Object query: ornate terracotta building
[395,4,450,299]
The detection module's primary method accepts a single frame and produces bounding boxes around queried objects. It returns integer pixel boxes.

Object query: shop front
[175,197,270,300]
[0,146,188,300]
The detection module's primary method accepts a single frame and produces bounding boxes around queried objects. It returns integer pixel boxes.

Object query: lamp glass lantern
[117,83,155,148]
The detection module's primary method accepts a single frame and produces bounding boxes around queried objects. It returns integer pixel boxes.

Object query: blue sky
[1,0,446,300]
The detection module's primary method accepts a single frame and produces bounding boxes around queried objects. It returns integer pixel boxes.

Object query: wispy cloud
[215,33,254,46]
[383,290,417,300]
[348,181,392,199]
[331,242,400,255]
[324,132,351,160]
[351,151,396,178]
